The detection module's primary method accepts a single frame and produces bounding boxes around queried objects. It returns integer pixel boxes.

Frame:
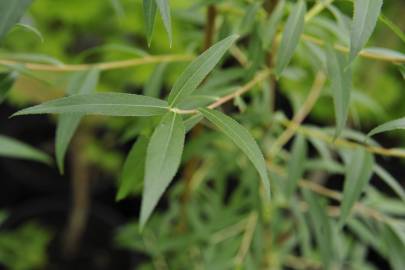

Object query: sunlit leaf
[261,0,285,49]
[143,0,157,46]
[13,93,169,117]
[367,117,405,137]
[0,135,51,164]
[339,148,374,226]
[168,34,238,106]
[55,68,100,174]
[349,0,383,63]
[0,0,32,40]
[199,108,270,198]
[326,46,352,138]
[275,0,306,77]
[286,134,307,198]
[116,136,149,201]
[140,112,185,228]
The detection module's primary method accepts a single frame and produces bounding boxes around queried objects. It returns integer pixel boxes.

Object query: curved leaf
[13,93,169,117]
[168,34,238,106]
[199,108,270,198]
[0,135,51,164]
[140,112,185,228]
[349,0,383,63]
[367,117,405,137]
[275,0,306,77]
[0,0,32,40]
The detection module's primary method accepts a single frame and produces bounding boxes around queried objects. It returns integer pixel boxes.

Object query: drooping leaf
[349,0,383,63]
[168,35,239,106]
[379,14,405,44]
[367,117,405,137]
[326,46,352,138]
[0,135,51,164]
[0,72,17,103]
[275,0,306,77]
[261,0,285,49]
[140,112,185,228]
[198,108,270,198]
[12,23,44,43]
[143,0,157,46]
[375,165,405,203]
[144,63,167,98]
[116,136,149,201]
[55,68,100,174]
[13,93,169,117]
[0,0,33,41]
[154,0,172,45]
[285,134,307,198]
[339,148,374,226]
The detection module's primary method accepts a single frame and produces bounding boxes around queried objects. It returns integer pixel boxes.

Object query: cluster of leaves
[0,0,405,269]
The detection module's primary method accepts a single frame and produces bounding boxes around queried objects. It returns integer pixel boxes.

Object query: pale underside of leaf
[140,112,185,228]
[198,108,270,199]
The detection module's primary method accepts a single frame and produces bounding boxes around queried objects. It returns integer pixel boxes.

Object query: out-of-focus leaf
[349,0,383,63]
[367,117,405,137]
[144,63,167,98]
[261,0,285,49]
[55,68,100,174]
[339,148,374,226]
[13,93,169,117]
[0,135,51,164]
[0,0,32,40]
[155,0,172,45]
[184,114,203,133]
[116,136,149,201]
[0,72,16,103]
[363,47,405,61]
[199,108,270,199]
[143,0,157,46]
[140,112,185,228]
[286,134,307,198]
[326,46,352,138]
[109,0,124,18]
[238,2,261,36]
[379,13,405,44]
[12,23,43,42]
[375,165,405,202]
[275,0,306,77]
[168,35,238,106]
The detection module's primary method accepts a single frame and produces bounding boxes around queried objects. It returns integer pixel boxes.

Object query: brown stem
[62,130,91,257]
[203,5,217,51]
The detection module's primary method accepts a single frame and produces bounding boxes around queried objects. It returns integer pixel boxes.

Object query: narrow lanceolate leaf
[140,112,185,228]
[286,134,307,198]
[0,0,32,40]
[375,165,405,203]
[349,0,383,63]
[13,93,169,117]
[56,68,100,174]
[116,136,149,201]
[261,0,285,49]
[275,0,306,77]
[326,46,352,138]
[0,135,51,164]
[0,72,17,103]
[155,0,172,45]
[340,148,374,226]
[168,35,239,106]
[144,63,167,98]
[367,117,405,137]
[199,108,270,198]
[143,0,157,46]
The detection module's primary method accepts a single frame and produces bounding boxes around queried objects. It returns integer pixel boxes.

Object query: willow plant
[1,0,405,269]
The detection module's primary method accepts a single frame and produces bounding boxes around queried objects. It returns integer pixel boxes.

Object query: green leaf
[275,0,306,77]
[168,34,239,106]
[12,23,44,43]
[0,0,32,41]
[13,93,169,117]
[140,112,185,228]
[326,46,352,138]
[367,117,405,137]
[238,2,261,36]
[144,63,167,98]
[0,72,16,103]
[184,113,203,133]
[349,0,383,63]
[379,14,405,44]
[286,134,307,198]
[155,0,172,46]
[0,135,51,164]
[339,148,374,226]
[198,108,270,198]
[143,0,157,46]
[109,0,124,18]
[55,68,100,174]
[261,0,285,49]
[116,136,149,201]
[375,165,405,203]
